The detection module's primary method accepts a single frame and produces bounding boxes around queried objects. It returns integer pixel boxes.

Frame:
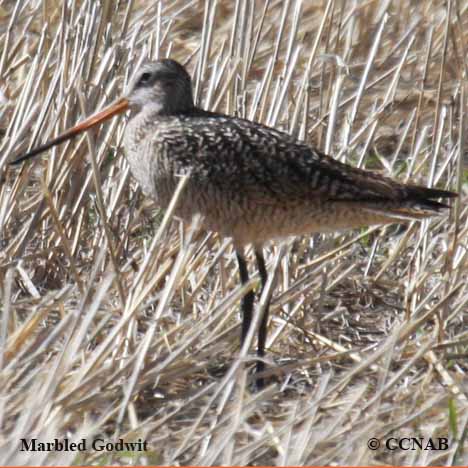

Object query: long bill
[10,97,129,165]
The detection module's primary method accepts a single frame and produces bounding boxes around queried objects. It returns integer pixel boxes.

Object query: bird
[11,58,457,386]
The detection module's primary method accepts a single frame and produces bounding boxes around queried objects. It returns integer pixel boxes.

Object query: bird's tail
[359,185,457,221]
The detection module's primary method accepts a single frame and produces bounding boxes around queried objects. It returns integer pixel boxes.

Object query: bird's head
[10,59,194,165]
[126,59,194,115]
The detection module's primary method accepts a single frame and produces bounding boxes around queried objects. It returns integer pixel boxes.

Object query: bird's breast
[123,115,181,204]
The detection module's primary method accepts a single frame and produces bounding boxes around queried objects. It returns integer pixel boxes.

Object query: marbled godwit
[12,59,457,384]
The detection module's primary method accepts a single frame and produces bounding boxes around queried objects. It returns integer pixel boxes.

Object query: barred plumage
[122,61,455,248]
[12,58,458,386]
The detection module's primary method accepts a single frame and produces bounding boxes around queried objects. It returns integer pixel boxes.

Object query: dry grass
[1,0,467,465]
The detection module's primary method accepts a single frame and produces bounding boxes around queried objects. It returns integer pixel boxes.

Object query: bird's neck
[130,103,197,122]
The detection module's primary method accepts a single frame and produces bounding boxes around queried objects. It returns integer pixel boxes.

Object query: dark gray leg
[255,249,269,382]
[236,251,255,346]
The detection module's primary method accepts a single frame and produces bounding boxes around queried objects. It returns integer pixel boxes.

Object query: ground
[0,0,467,465]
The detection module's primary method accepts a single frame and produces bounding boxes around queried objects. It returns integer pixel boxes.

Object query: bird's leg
[255,249,270,381]
[236,250,255,346]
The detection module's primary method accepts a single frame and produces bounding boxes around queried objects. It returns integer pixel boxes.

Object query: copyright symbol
[368,438,380,450]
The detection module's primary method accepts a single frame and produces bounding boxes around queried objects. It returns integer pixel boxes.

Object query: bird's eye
[137,72,152,86]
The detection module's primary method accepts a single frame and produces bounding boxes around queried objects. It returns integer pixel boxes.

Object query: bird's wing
[176,114,454,212]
